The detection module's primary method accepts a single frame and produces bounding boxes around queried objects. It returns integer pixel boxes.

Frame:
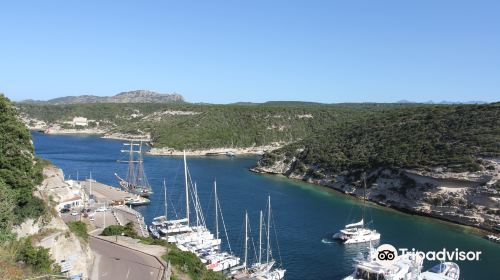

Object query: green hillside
[17,102,413,149]
[259,103,500,175]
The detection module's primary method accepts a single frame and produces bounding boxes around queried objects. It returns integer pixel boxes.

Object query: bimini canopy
[345,219,364,228]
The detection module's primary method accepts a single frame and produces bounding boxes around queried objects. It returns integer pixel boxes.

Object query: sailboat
[333,174,380,244]
[115,141,153,198]
[150,151,194,239]
[231,196,286,280]
[203,180,240,272]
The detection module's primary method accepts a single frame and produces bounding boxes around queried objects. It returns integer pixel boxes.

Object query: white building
[72,117,88,127]
[57,195,83,211]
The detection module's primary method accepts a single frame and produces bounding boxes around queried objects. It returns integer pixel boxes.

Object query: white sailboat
[333,174,380,244]
[203,180,240,272]
[231,196,286,280]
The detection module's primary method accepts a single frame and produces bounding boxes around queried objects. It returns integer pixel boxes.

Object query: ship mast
[215,180,219,241]
[363,173,366,226]
[184,150,190,225]
[266,195,271,264]
[136,141,143,187]
[259,210,263,264]
[163,179,167,220]
[128,141,135,188]
[244,210,248,271]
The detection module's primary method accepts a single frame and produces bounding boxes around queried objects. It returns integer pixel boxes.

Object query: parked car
[60,208,70,213]
[95,207,107,212]
[71,210,79,216]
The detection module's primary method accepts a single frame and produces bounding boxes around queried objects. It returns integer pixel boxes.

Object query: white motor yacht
[419,262,460,280]
[344,245,423,280]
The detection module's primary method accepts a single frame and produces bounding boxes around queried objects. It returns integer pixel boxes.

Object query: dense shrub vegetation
[261,103,500,174]
[0,94,58,278]
[17,102,402,149]
[0,94,47,238]
[101,222,137,238]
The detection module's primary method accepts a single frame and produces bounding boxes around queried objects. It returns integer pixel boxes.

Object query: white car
[95,207,108,212]
[71,211,79,216]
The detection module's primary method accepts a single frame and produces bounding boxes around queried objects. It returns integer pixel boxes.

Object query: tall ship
[115,141,153,198]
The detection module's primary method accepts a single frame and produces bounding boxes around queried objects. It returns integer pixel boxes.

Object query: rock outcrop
[14,166,93,277]
[20,90,184,104]
[252,156,500,232]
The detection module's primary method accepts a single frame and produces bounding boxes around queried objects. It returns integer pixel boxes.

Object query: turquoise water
[32,132,499,279]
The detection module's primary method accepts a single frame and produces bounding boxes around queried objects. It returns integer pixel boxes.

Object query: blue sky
[1,0,499,103]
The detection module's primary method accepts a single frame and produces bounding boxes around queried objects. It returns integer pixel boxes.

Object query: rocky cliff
[14,166,93,277]
[252,155,500,232]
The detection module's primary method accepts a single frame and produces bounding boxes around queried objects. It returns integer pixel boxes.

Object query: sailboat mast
[163,179,167,220]
[244,210,248,270]
[259,210,263,264]
[195,182,199,227]
[137,142,143,186]
[184,150,190,225]
[215,180,219,241]
[266,195,271,264]
[128,141,136,187]
[89,172,92,206]
[363,173,366,223]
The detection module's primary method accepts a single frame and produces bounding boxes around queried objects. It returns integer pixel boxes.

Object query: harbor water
[32,132,499,279]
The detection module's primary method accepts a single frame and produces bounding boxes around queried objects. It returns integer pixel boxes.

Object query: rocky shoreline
[147,144,283,156]
[250,158,500,234]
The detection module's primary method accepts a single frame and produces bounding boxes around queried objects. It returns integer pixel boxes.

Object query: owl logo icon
[375,244,398,267]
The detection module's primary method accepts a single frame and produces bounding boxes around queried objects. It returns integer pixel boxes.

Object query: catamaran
[333,174,380,244]
[115,141,153,197]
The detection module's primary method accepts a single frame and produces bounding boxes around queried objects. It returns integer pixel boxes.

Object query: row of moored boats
[148,152,286,279]
[119,142,469,280]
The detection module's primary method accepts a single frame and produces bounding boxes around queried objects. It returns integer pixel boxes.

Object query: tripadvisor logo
[399,248,482,262]
[375,244,398,267]
[375,244,482,267]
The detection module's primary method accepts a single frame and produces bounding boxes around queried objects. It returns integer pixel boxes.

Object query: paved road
[90,236,164,280]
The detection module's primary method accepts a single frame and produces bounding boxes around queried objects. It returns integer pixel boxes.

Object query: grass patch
[67,221,88,241]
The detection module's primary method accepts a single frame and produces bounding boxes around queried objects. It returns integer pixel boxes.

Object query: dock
[79,179,133,204]
[66,179,149,237]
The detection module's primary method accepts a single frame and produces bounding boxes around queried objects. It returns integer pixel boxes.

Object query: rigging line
[271,210,283,267]
[248,216,259,264]
[169,196,179,219]
[217,196,233,254]
[187,168,207,228]
[236,217,245,258]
